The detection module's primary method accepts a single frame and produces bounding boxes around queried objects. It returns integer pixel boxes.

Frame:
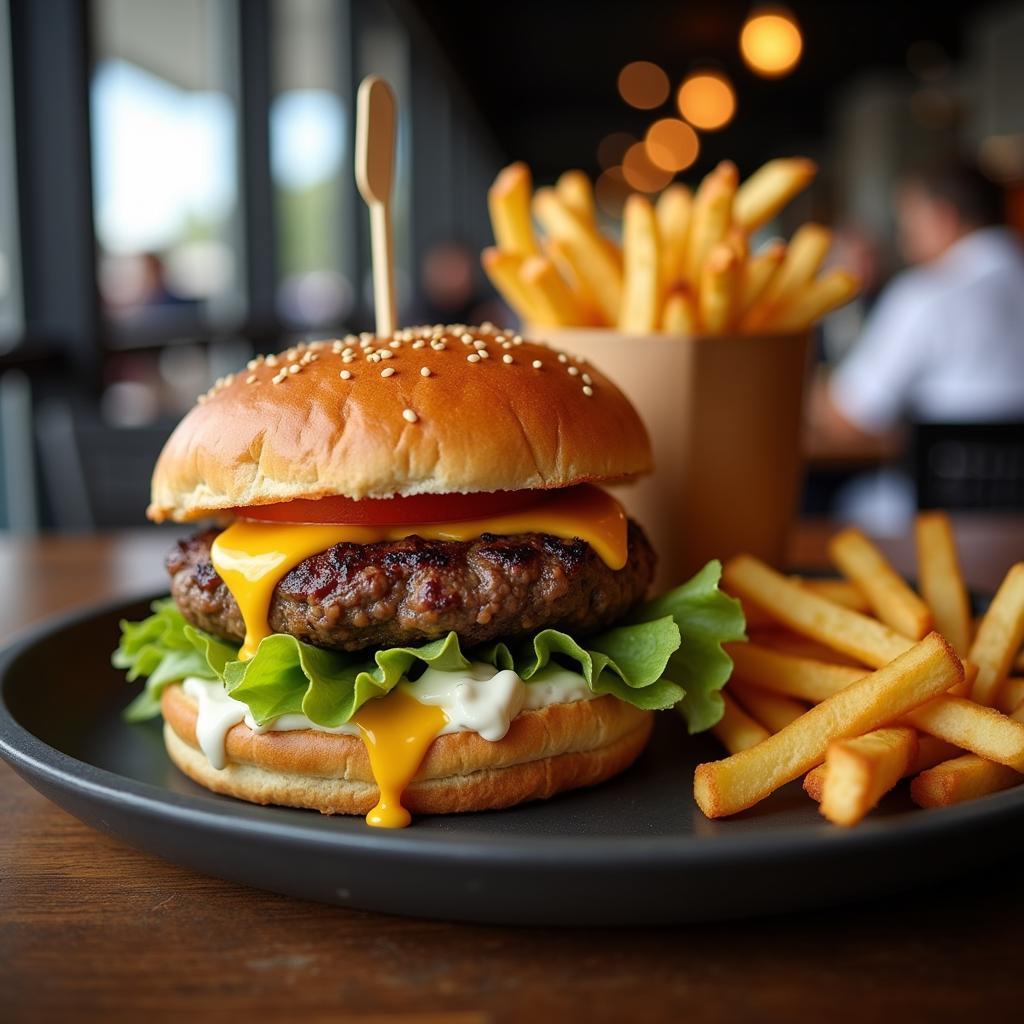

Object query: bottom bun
[161,684,654,816]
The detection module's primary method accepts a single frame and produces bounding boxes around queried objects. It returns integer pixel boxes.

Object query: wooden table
[4,520,1024,1023]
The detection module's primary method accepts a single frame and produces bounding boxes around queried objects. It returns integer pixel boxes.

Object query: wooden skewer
[355,75,398,337]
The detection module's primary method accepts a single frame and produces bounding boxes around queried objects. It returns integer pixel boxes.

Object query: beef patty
[168,522,655,653]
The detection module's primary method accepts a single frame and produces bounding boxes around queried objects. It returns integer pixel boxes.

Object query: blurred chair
[35,397,173,529]
[913,422,1024,511]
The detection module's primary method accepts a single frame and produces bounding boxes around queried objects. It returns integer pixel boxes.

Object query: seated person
[813,161,1024,446]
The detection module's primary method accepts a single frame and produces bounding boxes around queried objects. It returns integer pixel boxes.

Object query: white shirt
[831,227,1024,432]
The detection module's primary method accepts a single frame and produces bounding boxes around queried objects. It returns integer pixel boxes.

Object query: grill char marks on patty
[167,522,656,653]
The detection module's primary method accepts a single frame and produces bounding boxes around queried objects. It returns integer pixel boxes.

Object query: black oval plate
[2,594,1023,926]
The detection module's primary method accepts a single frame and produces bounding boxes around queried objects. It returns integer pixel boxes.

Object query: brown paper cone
[534,327,810,592]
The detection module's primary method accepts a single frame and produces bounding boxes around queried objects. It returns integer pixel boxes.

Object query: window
[0,0,21,349]
[271,0,354,329]
[90,0,243,338]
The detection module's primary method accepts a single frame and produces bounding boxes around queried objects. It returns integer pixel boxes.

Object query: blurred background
[0,0,1022,535]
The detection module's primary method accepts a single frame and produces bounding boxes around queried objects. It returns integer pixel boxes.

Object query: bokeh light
[617,61,670,110]
[597,132,636,170]
[621,142,673,193]
[739,11,803,78]
[676,71,736,131]
[595,166,631,217]
[644,118,700,172]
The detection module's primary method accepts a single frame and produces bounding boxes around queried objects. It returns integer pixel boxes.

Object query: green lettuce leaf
[629,560,747,733]
[114,561,745,732]
[113,599,220,721]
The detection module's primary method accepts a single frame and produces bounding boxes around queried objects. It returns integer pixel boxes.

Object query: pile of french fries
[699,513,1024,827]
[482,158,861,336]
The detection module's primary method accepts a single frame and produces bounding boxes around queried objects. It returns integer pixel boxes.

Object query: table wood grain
[3,519,1024,1023]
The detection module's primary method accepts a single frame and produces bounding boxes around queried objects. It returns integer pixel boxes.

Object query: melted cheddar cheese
[210,484,627,659]
[353,689,448,828]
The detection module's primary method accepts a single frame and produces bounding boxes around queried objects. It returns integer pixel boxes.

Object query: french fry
[618,194,661,333]
[750,629,865,667]
[656,184,691,291]
[910,701,1024,808]
[915,512,973,657]
[661,288,699,335]
[487,162,540,257]
[738,240,785,317]
[797,578,871,613]
[819,727,918,827]
[723,555,914,668]
[1016,646,1024,673]
[555,169,595,225]
[712,692,771,754]
[911,754,1022,808]
[729,680,807,732]
[544,238,602,325]
[734,157,817,232]
[828,527,932,640]
[726,226,748,264]
[741,223,832,330]
[684,161,738,284]
[802,765,827,803]
[726,641,866,703]
[998,676,1024,714]
[804,735,960,803]
[768,269,861,333]
[481,248,542,323]
[969,563,1024,706]
[519,255,587,326]
[533,188,622,323]
[905,695,1024,770]
[694,633,963,818]
[697,242,738,334]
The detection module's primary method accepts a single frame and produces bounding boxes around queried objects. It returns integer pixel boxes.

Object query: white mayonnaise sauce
[180,661,596,770]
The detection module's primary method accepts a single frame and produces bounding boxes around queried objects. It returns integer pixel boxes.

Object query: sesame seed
[339,370,352,380]
[582,372,592,385]
[343,355,355,363]
[402,408,418,423]
[502,354,514,364]
[473,339,487,349]
[246,374,257,384]
[557,353,568,364]
[461,333,474,344]
[246,359,259,370]
[582,385,594,396]
[567,366,580,376]
[266,355,278,366]
[501,342,512,350]
[412,339,425,349]
[380,367,395,378]
[420,366,431,377]
[288,364,300,375]
[389,340,401,349]
[379,349,394,360]
[513,335,524,344]
[467,353,481,363]
[532,359,543,369]
[479,349,490,359]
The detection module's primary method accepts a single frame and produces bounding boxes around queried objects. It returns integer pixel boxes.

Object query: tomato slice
[235,488,551,526]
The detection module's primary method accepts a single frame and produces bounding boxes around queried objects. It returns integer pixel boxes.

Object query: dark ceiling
[413,0,978,182]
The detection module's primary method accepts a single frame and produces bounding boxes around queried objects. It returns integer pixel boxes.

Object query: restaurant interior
[1,0,1022,538]
[6,3,1024,1018]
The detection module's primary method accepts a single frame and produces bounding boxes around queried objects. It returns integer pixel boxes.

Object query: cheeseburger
[116,323,743,828]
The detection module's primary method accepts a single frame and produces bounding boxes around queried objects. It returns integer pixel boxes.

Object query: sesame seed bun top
[147,324,653,522]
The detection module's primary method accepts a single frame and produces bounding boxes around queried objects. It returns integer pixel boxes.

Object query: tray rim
[3,589,1024,872]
